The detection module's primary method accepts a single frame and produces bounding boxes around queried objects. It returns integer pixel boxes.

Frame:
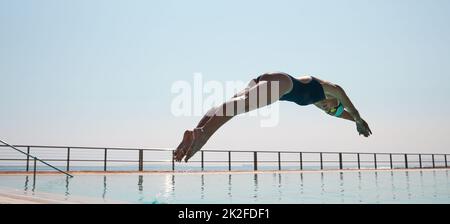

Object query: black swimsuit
[255,74,326,106]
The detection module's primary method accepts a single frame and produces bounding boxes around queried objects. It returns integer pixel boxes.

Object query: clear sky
[1,0,450,154]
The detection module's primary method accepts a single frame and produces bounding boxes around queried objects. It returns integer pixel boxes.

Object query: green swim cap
[334,102,344,117]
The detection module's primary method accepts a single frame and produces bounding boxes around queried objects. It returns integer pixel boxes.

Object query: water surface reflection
[13,170,450,203]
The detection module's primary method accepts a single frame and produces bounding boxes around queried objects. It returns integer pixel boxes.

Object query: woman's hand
[355,118,372,137]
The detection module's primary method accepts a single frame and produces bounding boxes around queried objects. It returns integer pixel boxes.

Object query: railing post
[0,141,72,178]
[26,146,30,172]
[278,152,281,171]
[357,153,360,169]
[66,147,70,172]
[228,151,231,171]
[33,157,37,185]
[299,152,303,170]
[172,151,175,171]
[419,154,422,168]
[104,148,108,172]
[201,151,204,171]
[432,154,435,168]
[374,154,377,170]
[339,153,343,170]
[445,155,448,168]
[404,154,408,169]
[138,149,143,171]
[320,153,323,170]
[253,152,258,171]
[390,154,393,169]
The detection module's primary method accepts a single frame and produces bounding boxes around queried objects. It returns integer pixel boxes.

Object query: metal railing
[0,141,74,185]
[0,144,448,172]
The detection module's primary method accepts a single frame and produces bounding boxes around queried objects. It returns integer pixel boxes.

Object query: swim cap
[334,102,344,117]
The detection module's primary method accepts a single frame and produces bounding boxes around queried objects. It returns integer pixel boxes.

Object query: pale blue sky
[1,0,450,153]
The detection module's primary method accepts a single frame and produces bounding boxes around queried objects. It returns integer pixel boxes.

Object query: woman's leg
[195,78,259,128]
[196,77,260,128]
[174,78,260,160]
[231,77,259,98]
[175,73,293,162]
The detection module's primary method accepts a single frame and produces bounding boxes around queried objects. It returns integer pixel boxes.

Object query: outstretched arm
[321,83,372,137]
[334,110,356,122]
[328,84,361,121]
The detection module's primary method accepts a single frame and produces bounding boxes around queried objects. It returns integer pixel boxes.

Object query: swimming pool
[0,169,449,203]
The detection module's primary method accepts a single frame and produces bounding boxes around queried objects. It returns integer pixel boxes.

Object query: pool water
[0,170,449,203]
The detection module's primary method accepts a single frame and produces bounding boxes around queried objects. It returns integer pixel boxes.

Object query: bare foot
[173,130,193,162]
[184,128,209,162]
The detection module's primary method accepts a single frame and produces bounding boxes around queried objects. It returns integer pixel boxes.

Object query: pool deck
[0,187,125,204]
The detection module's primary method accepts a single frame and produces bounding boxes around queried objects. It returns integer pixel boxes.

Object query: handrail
[0,144,447,156]
[0,143,448,173]
[0,140,73,178]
